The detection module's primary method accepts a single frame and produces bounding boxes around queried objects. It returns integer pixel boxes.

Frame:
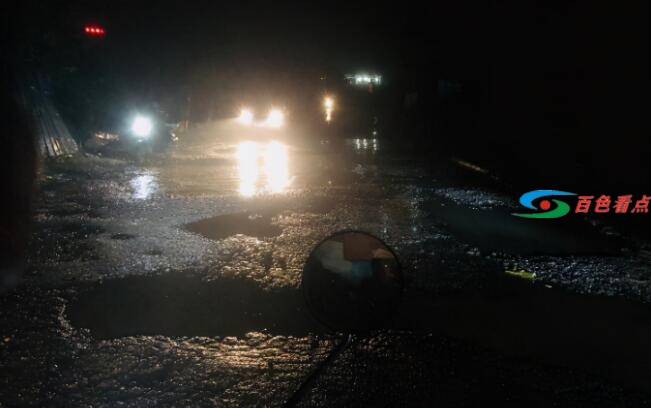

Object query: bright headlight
[131,115,153,138]
[266,109,284,128]
[324,96,334,122]
[238,108,254,125]
[324,97,334,110]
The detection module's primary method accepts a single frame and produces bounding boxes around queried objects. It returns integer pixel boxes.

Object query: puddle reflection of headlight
[237,141,289,196]
[237,141,258,197]
[265,142,289,193]
[130,173,158,200]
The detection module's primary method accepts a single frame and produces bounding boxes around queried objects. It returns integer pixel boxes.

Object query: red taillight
[84,25,105,37]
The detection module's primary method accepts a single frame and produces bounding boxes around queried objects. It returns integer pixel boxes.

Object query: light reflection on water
[237,141,259,197]
[130,172,159,200]
[351,138,379,153]
[237,141,290,197]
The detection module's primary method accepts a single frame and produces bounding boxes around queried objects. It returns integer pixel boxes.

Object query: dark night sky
[71,2,401,78]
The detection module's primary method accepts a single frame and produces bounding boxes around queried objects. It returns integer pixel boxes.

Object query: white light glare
[266,109,284,128]
[353,74,381,85]
[238,108,254,125]
[131,116,153,138]
[324,96,334,122]
[265,142,289,192]
[237,141,258,197]
[236,141,290,196]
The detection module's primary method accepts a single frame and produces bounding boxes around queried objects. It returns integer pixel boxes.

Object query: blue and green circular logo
[512,190,577,218]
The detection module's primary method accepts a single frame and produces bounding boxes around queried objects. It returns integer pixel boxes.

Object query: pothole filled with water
[425,200,625,255]
[185,212,282,241]
[398,275,651,390]
[67,274,324,339]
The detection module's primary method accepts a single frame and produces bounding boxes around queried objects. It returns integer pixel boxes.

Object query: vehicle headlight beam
[131,115,153,138]
[238,108,254,125]
[266,109,284,128]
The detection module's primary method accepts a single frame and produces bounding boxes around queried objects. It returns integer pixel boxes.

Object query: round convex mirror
[302,231,403,332]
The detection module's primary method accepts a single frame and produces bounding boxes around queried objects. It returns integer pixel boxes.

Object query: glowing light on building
[345,73,382,86]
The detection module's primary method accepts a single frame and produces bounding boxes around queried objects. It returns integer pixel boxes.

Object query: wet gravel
[2,133,651,406]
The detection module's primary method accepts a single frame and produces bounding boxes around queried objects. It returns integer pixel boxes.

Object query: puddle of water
[427,200,621,255]
[399,277,651,390]
[185,212,281,241]
[237,141,290,197]
[347,138,380,154]
[67,275,325,339]
[111,233,137,240]
[130,172,159,200]
[66,269,651,390]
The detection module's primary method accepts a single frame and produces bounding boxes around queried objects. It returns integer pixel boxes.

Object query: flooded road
[67,275,324,339]
[2,124,651,406]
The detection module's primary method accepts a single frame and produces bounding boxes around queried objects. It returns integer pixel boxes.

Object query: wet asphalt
[2,122,651,406]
